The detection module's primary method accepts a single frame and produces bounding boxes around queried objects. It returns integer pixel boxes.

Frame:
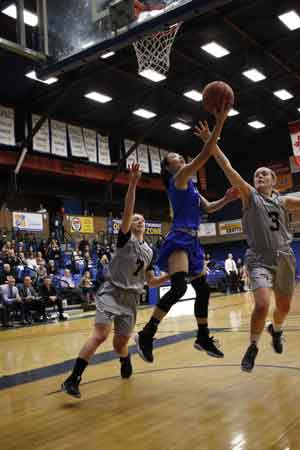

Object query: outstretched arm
[120,163,141,234]
[201,187,240,214]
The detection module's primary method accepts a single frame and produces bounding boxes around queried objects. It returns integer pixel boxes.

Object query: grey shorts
[246,250,296,298]
[95,282,139,336]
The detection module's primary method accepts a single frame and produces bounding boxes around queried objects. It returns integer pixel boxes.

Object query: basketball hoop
[133,22,181,78]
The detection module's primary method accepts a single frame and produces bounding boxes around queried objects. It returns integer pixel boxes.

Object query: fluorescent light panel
[201,41,230,58]
[243,68,266,82]
[183,90,203,101]
[101,51,115,59]
[171,122,191,131]
[2,4,38,27]
[273,89,293,100]
[228,108,239,117]
[248,120,266,129]
[139,69,166,82]
[85,91,112,103]
[133,108,156,119]
[279,10,300,31]
[26,70,58,85]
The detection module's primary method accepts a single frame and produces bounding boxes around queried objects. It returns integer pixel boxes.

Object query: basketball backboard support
[39,0,234,78]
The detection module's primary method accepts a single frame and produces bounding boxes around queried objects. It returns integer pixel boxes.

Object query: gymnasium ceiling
[0,0,300,186]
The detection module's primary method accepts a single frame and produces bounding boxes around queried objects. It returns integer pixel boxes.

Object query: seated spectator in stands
[28,234,38,252]
[19,276,46,323]
[79,271,94,304]
[3,248,18,268]
[39,277,67,321]
[79,236,89,254]
[1,276,25,326]
[36,251,46,266]
[0,263,15,284]
[84,251,93,272]
[47,259,57,276]
[38,239,48,259]
[225,253,239,293]
[16,251,26,266]
[37,265,48,286]
[26,252,38,270]
[60,269,84,305]
[47,239,61,265]
[71,250,84,274]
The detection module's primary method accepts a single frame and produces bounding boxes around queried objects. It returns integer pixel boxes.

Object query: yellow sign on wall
[219,220,243,236]
[70,216,94,233]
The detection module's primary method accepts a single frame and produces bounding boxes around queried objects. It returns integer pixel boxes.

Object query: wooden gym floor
[1,288,300,450]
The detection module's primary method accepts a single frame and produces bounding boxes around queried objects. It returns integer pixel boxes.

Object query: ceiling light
[171,122,191,131]
[2,4,38,27]
[183,90,203,102]
[228,109,239,117]
[139,69,166,82]
[85,91,112,103]
[279,10,300,31]
[248,120,266,129]
[133,108,157,119]
[201,41,230,58]
[100,51,115,59]
[26,71,58,85]
[273,89,293,100]
[298,107,300,112]
[82,41,95,49]
[242,68,266,82]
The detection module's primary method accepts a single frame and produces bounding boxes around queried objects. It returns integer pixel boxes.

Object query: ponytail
[161,156,172,188]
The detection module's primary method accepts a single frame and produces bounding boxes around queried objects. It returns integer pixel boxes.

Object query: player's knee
[93,331,109,346]
[254,301,269,317]
[157,271,187,313]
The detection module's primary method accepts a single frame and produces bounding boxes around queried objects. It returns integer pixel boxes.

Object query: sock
[69,357,88,382]
[142,317,160,337]
[120,354,130,362]
[273,323,283,333]
[197,323,209,337]
[250,334,260,346]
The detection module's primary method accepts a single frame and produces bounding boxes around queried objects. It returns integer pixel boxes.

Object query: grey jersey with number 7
[242,189,293,265]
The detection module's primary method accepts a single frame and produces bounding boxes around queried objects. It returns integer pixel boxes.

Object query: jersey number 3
[268,211,280,231]
[133,258,144,276]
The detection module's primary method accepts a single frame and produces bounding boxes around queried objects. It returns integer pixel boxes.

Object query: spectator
[39,277,67,321]
[83,251,93,272]
[37,203,47,213]
[0,263,15,284]
[26,252,38,270]
[79,271,94,304]
[0,297,9,327]
[47,260,57,276]
[3,249,18,268]
[60,269,84,305]
[79,236,89,254]
[237,258,246,293]
[38,239,48,259]
[19,276,46,323]
[225,253,239,293]
[0,276,24,326]
[36,251,46,266]
[47,240,61,265]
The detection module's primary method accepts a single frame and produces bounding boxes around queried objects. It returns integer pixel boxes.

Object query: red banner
[288,121,300,166]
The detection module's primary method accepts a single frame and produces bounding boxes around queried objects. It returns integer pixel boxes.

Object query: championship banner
[288,121,300,166]
[32,114,50,153]
[125,139,138,168]
[83,128,97,163]
[98,135,111,165]
[149,146,161,174]
[51,120,67,157]
[198,166,207,191]
[289,156,300,174]
[199,222,216,237]
[13,212,43,232]
[159,148,168,161]
[69,216,94,233]
[0,105,15,146]
[219,219,243,235]
[112,219,162,235]
[68,125,88,158]
[138,144,150,173]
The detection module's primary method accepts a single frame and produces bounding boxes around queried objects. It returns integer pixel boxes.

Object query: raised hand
[224,187,240,203]
[194,120,211,143]
[213,98,231,126]
[129,162,142,183]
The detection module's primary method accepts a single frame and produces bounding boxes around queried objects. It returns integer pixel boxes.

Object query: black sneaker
[61,377,81,399]
[134,332,154,363]
[267,323,283,354]
[194,335,224,358]
[241,343,258,372]
[120,354,133,379]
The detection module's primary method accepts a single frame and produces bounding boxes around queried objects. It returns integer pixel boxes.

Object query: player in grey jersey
[62,163,168,398]
[196,120,300,372]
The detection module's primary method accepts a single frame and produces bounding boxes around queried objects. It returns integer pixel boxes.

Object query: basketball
[202,81,234,114]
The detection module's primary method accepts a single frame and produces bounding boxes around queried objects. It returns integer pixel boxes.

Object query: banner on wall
[0,105,15,146]
[68,125,88,158]
[51,120,67,157]
[98,135,111,165]
[159,148,168,161]
[288,121,300,166]
[149,146,161,174]
[199,222,216,237]
[32,114,50,153]
[289,156,300,174]
[83,128,97,163]
[138,144,150,173]
[112,219,161,235]
[13,212,43,231]
[69,216,94,233]
[125,139,138,168]
[219,219,243,235]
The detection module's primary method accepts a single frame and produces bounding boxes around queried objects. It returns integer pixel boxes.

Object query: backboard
[40,0,234,78]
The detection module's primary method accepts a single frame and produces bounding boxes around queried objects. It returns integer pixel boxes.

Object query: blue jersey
[168,177,202,231]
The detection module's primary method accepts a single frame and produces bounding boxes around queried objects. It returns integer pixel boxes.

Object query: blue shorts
[157,230,204,276]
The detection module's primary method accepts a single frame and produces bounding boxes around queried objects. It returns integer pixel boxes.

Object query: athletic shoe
[194,335,224,358]
[241,343,258,372]
[120,354,133,378]
[134,332,154,363]
[267,323,283,354]
[61,377,81,399]
[58,315,68,321]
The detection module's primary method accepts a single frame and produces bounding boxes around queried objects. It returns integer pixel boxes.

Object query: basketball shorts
[157,230,204,276]
[245,249,296,298]
[95,282,139,336]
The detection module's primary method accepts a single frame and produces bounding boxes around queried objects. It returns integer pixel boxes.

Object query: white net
[133,23,181,77]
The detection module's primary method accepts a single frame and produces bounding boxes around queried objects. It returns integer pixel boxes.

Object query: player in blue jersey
[135,102,238,363]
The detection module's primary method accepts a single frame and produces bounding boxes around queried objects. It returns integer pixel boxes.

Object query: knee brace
[157,271,187,313]
[192,276,210,319]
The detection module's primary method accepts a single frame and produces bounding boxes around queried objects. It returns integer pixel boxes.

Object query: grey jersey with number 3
[242,189,292,266]
[109,230,153,293]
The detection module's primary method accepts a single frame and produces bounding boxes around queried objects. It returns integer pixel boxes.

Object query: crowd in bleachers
[0,235,115,328]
